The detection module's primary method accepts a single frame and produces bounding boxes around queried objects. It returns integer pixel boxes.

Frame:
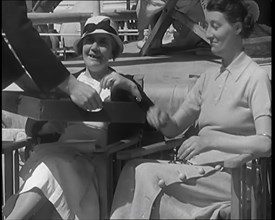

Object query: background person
[136,0,207,49]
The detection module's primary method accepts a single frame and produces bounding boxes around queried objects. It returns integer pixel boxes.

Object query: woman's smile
[82,33,114,72]
[87,52,101,61]
[210,40,220,49]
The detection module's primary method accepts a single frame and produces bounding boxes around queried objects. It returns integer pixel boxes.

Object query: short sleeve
[249,69,271,120]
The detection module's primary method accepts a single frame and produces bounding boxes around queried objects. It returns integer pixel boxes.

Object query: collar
[84,67,114,81]
[215,52,253,82]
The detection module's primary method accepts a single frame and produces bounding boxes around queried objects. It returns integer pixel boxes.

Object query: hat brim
[74,29,124,59]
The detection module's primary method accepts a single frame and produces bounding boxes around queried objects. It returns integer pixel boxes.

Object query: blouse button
[215,164,222,170]
[158,179,166,188]
[198,168,205,175]
[179,173,187,181]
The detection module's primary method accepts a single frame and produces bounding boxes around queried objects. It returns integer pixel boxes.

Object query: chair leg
[230,167,242,219]
[93,154,112,220]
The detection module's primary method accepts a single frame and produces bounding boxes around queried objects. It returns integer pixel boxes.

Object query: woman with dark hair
[110,0,271,219]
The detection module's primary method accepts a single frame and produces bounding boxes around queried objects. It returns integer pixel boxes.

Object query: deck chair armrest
[116,141,167,160]
[106,135,142,156]
[2,137,34,153]
[116,137,185,160]
[223,153,255,169]
[223,154,271,219]
[93,133,142,156]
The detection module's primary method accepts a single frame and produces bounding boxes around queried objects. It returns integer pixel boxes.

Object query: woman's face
[204,10,240,58]
[82,33,114,72]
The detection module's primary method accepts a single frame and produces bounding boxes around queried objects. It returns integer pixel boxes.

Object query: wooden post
[126,0,131,10]
[92,0,100,16]
[123,21,128,42]
[25,1,33,12]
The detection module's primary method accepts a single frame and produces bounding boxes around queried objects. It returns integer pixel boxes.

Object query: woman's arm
[209,116,271,156]
[178,115,271,160]
[147,73,204,138]
[100,72,142,101]
[101,72,155,113]
[146,105,197,138]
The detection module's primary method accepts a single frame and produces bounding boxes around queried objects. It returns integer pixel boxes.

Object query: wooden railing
[25,11,138,59]
[28,12,91,33]
[28,11,138,38]
[2,129,33,207]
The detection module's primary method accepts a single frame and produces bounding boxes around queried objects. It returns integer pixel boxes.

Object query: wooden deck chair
[116,138,271,219]
[93,130,142,220]
[1,125,62,220]
[2,73,147,220]
[2,135,34,205]
[222,154,271,219]
[2,117,142,220]
[140,0,210,56]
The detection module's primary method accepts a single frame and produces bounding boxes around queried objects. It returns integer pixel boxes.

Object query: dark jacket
[2,1,69,91]
[73,68,155,143]
[26,69,155,144]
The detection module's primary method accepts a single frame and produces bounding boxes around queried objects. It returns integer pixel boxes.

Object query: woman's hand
[177,136,209,160]
[59,75,103,111]
[100,72,142,101]
[146,106,170,130]
[69,80,103,111]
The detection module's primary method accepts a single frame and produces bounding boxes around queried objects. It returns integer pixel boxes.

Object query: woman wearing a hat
[3,16,154,220]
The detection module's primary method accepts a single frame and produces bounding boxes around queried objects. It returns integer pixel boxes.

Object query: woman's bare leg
[4,188,47,220]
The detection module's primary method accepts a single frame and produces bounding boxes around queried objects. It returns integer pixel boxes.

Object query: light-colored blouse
[176,52,271,164]
[57,69,111,145]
